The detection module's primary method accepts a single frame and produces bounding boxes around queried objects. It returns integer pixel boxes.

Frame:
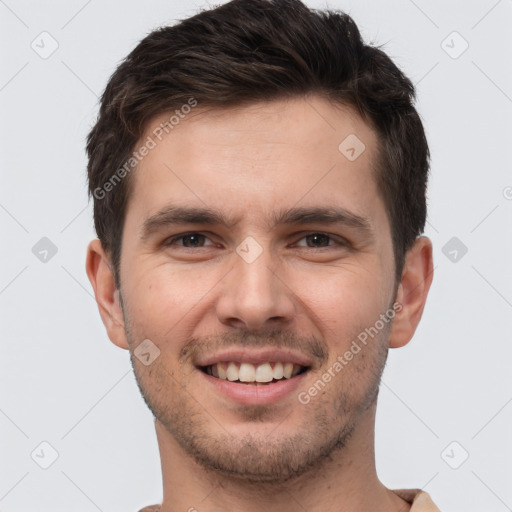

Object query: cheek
[121,262,220,341]
[290,262,389,335]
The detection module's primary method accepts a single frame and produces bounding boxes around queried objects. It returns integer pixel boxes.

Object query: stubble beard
[123,304,390,485]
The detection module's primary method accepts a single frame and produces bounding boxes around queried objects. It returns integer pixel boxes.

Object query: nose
[215,244,296,331]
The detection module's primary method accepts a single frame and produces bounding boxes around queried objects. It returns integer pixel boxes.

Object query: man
[85,0,438,510]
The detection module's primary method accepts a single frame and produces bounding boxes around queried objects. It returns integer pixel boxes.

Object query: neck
[154,402,410,512]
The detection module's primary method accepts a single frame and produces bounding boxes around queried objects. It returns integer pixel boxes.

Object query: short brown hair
[87,0,430,287]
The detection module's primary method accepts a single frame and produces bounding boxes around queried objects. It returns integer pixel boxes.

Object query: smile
[201,361,309,385]
[195,348,313,403]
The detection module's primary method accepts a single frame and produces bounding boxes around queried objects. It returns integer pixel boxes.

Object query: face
[115,96,399,482]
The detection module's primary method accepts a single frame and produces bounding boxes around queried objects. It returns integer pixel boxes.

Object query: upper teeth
[207,362,302,382]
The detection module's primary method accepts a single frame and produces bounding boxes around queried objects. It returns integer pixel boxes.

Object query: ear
[86,239,129,350]
[388,236,434,349]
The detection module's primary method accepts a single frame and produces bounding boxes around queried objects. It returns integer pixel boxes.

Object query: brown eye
[181,234,206,247]
[166,233,214,248]
[305,233,331,247]
[295,233,339,248]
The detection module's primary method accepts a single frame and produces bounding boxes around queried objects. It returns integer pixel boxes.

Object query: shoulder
[138,506,161,512]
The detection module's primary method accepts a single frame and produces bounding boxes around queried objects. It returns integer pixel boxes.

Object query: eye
[165,232,216,248]
[294,232,345,248]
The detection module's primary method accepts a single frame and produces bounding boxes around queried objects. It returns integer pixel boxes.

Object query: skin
[87,95,433,512]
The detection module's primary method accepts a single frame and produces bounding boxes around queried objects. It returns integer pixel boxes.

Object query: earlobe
[86,239,129,350]
[388,236,434,349]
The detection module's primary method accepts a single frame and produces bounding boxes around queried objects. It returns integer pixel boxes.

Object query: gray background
[1,0,511,510]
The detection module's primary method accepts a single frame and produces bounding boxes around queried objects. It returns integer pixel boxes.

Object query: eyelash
[164,232,347,250]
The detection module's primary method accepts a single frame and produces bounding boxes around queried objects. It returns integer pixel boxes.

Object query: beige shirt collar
[139,488,441,512]
[392,488,441,511]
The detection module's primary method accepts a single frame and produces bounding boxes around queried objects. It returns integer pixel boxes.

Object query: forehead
[126,96,385,232]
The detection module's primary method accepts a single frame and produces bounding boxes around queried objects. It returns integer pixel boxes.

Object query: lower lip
[199,369,308,405]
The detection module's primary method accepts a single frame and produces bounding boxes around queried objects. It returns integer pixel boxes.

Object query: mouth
[200,361,310,385]
[194,349,314,404]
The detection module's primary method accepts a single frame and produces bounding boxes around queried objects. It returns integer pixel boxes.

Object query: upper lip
[195,348,314,368]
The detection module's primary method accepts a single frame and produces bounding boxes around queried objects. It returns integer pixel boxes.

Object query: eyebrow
[140,204,373,240]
